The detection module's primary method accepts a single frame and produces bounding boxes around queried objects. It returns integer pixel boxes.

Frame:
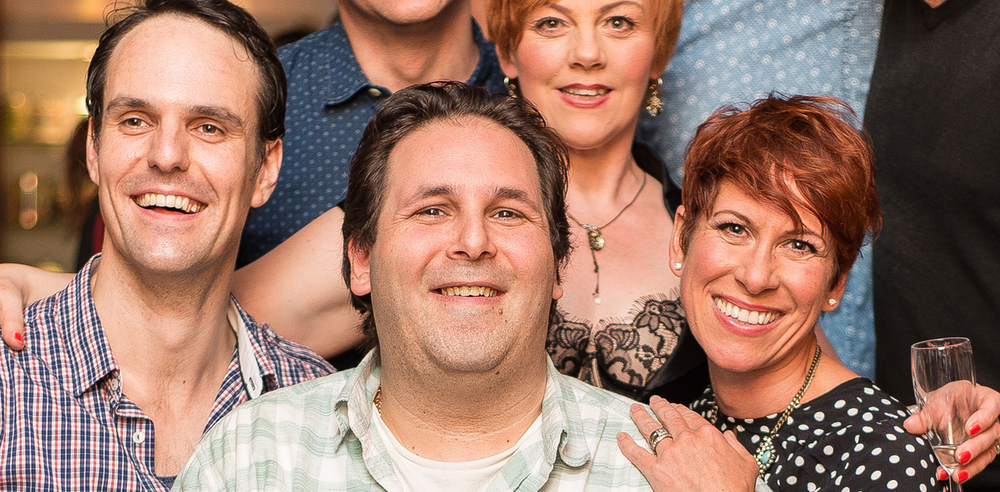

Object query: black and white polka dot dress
[691,378,944,491]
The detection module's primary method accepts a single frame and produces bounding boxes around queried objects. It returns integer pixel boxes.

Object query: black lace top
[547,143,708,405]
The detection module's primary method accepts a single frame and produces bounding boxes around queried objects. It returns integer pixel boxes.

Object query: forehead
[384,118,542,204]
[103,14,259,122]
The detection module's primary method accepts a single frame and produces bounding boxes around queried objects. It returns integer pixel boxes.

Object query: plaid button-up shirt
[175,351,656,491]
[0,257,333,491]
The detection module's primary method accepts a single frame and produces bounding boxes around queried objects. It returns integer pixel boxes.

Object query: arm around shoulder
[233,207,364,359]
[0,263,73,350]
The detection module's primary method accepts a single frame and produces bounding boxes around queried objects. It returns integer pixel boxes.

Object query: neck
[90,249,236,395]
[339,2,479,92]
[710,337,823,419]
[566,139,644,222]
[376,352,548,461]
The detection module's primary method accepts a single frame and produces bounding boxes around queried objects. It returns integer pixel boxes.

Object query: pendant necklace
[708,344,822,477]
[567,172,647,305]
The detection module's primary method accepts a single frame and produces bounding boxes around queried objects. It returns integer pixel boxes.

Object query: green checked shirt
[174,351,653,491]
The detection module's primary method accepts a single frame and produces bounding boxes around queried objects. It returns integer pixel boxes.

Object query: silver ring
[994,439,1000,456]
[647,427,671,454]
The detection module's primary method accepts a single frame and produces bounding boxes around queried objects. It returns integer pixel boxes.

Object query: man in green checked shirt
[175,82,656,491]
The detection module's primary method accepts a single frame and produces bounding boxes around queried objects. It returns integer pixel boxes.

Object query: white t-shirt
[373,404,543,492]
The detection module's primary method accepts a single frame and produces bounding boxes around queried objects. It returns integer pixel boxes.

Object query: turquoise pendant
[755,436,776,475]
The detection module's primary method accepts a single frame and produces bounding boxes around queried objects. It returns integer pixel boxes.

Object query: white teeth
[714,297,777,326]
[134,193,205,213]
[440,286,498,297]
[560,87,609,97]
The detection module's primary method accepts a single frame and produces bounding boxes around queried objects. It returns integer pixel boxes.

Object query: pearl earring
[673,262,683,270]
[827,298,837,306]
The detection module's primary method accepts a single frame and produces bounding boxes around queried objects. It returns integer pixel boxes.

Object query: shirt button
[367,87,382,98]
[110,378,120,391]
[132,430,145,444]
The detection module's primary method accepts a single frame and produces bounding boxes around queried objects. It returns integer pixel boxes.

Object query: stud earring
[673,262,683,271]
[827,298,837,306]
[504,77,518,98]
[645,78,663,117]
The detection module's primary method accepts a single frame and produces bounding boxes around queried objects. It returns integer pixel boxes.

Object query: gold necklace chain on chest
[566,172,647,305]
[708,344,822,477]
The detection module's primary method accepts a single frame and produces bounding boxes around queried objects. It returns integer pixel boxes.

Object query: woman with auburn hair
[484,0,709,405]
[618,94,948,490]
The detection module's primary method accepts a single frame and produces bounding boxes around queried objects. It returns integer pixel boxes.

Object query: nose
[146,123,189,172]
[733,244,780,295]
[446,213,496,261]
[570,27,606,70]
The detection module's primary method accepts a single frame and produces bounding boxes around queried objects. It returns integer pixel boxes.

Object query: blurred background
[0,0,338,272]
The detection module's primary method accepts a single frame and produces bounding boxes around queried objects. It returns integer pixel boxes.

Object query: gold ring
[648,427,671,454]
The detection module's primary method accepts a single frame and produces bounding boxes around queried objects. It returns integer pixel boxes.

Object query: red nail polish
[938,470,949,481]
[970,424,982,436]
[14,332,22,343]
[959,450,972,464]
[958,471,969,482]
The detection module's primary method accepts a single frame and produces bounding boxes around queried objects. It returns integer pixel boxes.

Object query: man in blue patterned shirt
[176,83,656,491]
[0,1,332,490]
[238,0,506,266]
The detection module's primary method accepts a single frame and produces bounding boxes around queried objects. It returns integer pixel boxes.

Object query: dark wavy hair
[86,0,286,160]
[680,94,882,286]
[342,82,571,347]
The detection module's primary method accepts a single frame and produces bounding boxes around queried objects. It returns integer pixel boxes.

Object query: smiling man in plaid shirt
[0,1,332,490]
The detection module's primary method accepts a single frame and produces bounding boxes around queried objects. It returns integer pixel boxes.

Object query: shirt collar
[63,256,279,397]
[315,18,504,106]
[64,255,119,397]
[335,351,593,487]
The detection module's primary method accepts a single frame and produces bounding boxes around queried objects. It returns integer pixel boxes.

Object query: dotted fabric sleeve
[692,378,944,492]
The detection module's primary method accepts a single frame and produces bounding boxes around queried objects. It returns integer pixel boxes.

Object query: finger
[629,403,666,443]
[903,411,927,435]
[670,402,715,431]
[965,389,1000,438]
[617,432,657,469]
[648,396,691,435]
[722,430,754,459]
[0,305,26,351]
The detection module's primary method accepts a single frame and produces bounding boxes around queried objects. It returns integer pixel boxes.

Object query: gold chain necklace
[567,172,647,305]
[373,385,383,414]
[708,344,822,476]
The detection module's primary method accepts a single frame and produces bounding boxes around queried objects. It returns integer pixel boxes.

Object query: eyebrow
[548,0,645,15]
[104,97,247,131]
[713,208,826,239]
[417,186,536,204]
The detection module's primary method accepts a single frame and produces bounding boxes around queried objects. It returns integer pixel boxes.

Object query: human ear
[347,237,372,297]
[496,45,519,80]
[86,119,100,186]
[821,271,849,312]
[668,206,686,278]
[250,138,282,208]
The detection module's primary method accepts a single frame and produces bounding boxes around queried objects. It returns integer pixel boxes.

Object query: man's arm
[233,207,364,359]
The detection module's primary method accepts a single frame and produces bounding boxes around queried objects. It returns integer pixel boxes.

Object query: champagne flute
[912,337,977,492]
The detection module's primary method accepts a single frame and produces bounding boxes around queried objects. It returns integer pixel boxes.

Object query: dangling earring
[504,77,518,98]
[645,78,663,117]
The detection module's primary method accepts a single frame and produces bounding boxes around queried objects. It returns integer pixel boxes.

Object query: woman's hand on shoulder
[618,395,758,492]
[0,263,73,350]
[905,383,1000,484]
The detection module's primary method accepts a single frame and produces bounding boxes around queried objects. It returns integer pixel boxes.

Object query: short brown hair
[487,0,683,73]
[680,94,881,284]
